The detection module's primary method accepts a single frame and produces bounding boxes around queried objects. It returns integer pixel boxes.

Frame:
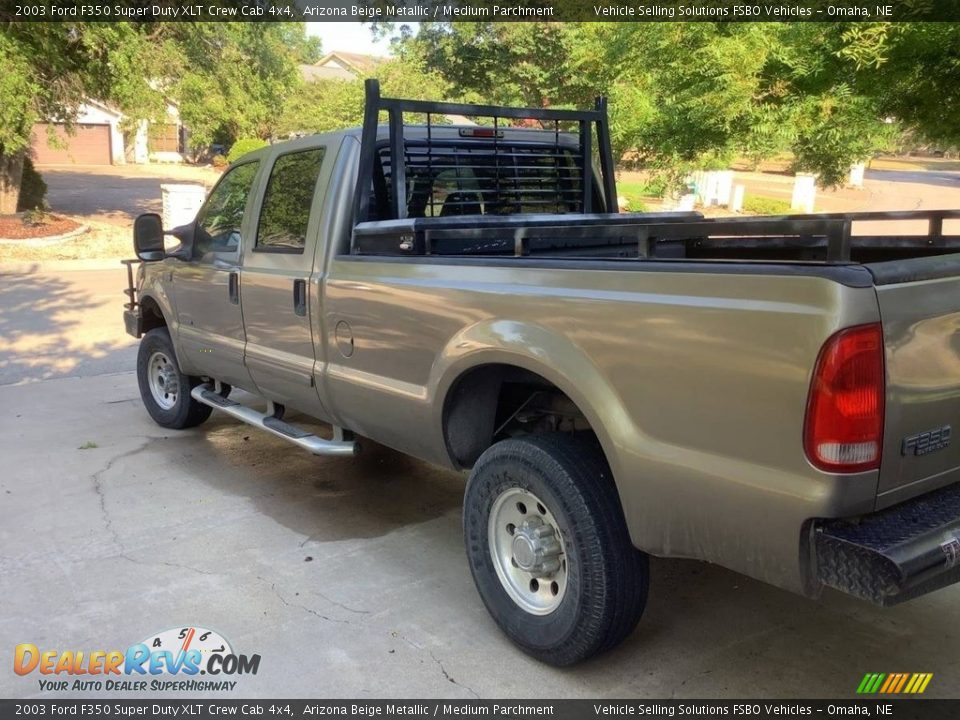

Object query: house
[299,51,382,83]
[30,100,125,166]
[30,99,186,166]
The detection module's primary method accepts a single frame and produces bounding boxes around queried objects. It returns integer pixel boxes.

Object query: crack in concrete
[91,441,152,557]
[90,441,218,579]
[257,575,353,625]
[313,588,371,615]
[429,650,480,699]
[391,631,479,699]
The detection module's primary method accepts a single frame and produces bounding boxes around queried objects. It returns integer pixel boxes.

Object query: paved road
[1,267,959,699]
[733,166,960,212]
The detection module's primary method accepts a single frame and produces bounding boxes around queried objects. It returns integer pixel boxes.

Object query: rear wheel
[136,328,227,429]
[463,433,649,666]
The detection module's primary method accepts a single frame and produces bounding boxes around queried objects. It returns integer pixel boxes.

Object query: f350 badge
[901,425,952,456]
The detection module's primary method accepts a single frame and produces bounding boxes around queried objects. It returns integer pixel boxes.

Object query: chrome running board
[190,384,357,457]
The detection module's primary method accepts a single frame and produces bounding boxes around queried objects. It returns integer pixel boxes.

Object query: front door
[240,145,329,418]
[174,160,260,391]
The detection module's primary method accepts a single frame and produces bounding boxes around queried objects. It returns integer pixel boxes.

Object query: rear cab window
[255,148,326,253]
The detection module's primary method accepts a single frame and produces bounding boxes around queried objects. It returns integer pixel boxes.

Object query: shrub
[226,138,268,164]
[17,157,47,212]
[742,195,794,216]
[211,154,228,169]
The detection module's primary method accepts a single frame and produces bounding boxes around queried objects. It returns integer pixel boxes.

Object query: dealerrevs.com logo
[14,627,261,693]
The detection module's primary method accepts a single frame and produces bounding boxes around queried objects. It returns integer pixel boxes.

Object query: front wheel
[463,434,649,666]
[136,328,226,429]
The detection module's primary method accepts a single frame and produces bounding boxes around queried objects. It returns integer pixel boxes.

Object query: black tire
[136,328,226,429]
[463,433,649,666]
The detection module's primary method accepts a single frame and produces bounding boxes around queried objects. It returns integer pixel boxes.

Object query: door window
[255,148,326,253]
[194,161,259,262]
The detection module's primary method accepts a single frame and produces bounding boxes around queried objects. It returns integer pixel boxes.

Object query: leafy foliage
[742,195,794,216]
[275,55,449,137]
[398,21,960,189]
[227,137,268,163]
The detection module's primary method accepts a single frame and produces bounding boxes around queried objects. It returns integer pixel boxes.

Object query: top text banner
[6,0,960,22]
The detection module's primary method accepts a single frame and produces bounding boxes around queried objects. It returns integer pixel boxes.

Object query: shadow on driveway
[0,268,136,385]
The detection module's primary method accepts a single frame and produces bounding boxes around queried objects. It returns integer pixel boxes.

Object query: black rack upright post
[594,96,618,214]
[579,119,592,214]
[353,79,382,225]
[388,106,407,220]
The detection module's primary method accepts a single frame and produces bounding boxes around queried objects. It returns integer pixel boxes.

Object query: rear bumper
[815,481,960,605]
[123,309,142,338]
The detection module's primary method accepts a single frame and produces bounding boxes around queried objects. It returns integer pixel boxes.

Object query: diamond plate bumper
[815,481,960,605]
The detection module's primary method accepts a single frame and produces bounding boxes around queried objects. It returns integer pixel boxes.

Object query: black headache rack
[352,79,619,226]
[815,481,960,605]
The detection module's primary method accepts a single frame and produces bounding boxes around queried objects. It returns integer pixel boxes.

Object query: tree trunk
[0,150,26,215]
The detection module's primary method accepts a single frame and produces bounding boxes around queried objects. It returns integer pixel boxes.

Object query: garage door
[30,123,112,165]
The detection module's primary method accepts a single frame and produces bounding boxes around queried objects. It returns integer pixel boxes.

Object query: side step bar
[191,385,357,457]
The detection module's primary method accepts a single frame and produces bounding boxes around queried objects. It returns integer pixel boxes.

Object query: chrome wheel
[488,487,567,615]
[147,351,179,410]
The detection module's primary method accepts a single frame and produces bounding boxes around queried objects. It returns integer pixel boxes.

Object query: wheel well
[140,296,167,334]
[443,364,593,469]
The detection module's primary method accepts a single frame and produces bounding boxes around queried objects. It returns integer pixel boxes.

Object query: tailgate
[872,258,960,505]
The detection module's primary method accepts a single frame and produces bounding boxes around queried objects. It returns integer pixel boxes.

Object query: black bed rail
[352,79,618,227]
[352,208,960,263]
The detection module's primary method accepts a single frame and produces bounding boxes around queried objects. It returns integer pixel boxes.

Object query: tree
[0,21,309,212]
[0,23,164,212]
[275,54,449,138]
[398,21,954,189]
[143,23,305,147]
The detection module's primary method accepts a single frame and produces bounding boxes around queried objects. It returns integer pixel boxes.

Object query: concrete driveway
[1,266,959,700]
[41,164,221,227]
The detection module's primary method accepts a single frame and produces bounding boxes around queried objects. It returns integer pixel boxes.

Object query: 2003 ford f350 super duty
[124,81,960,665]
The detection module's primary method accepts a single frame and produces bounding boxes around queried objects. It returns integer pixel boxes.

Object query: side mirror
[133,213,166,262]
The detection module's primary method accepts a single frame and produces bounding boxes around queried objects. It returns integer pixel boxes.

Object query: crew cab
[124,81,960,665]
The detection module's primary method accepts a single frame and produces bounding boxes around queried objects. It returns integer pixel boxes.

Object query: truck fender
[138,278,182,362]
[430,319,644,512]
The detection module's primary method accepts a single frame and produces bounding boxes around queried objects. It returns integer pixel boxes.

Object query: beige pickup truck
[125,81,960,665]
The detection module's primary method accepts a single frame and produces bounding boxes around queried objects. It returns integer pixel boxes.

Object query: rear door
[174,159,260,391]
[240,144,331,419]
[875,267,960,506]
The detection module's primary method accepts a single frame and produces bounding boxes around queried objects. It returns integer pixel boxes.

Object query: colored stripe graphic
[857,672,933,694]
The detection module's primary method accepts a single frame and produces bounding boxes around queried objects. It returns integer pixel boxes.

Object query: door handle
[293,279,307,317]
[228,272,239,305]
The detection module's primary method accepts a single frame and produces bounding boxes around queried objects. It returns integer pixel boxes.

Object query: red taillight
[804,323,885,473]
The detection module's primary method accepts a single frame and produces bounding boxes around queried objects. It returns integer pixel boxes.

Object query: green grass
[742,195,794,216]
[616,181,654,212]
[78,441,98,450]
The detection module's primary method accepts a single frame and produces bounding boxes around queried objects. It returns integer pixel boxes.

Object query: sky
[305,22,419,58]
